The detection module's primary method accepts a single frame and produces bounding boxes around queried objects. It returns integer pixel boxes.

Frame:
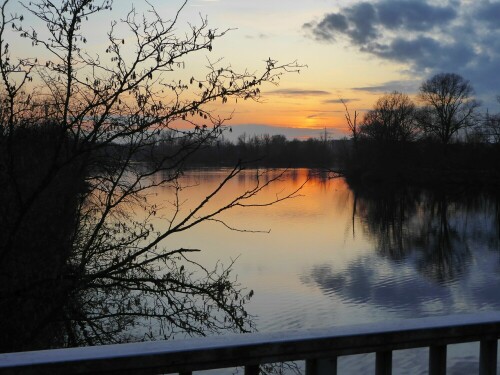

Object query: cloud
[304,13,348,42]
[323,98,360,104]
[376,1,456,31]
[305,0,456,44]
[475,1,500,29]
[304,0,500,99]
[366,37,476,73]
[306,112,342,119]
[266,89,331,97]
[245,33,270,40]
[352,79,421,93]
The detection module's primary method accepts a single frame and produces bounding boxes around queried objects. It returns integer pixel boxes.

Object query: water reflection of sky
[152,169,500,373]
[158,169,500,326]
[303,250,500,318]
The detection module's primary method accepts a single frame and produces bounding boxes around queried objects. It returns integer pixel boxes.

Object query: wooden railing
[1,312,499,374]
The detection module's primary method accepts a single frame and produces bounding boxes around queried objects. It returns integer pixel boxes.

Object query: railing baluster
[305,357,337,375]
[376,350,392,375]
[429,345,447,375]
[305,359,317,374]
[245,364,260,375]
[479,339,498,375]
[320,357,338,375]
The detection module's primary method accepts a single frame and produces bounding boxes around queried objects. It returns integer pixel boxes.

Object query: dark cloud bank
[304,0,500,105]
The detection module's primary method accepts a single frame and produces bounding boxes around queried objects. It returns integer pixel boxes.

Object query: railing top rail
[1,311,500,374]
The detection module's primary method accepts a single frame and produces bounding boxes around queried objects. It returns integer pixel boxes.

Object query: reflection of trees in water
[353,185,420,261]
[351,184,500,283]
[413,192,470,283]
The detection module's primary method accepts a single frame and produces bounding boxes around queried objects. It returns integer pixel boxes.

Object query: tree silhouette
[484,96,500,145]
[0,0,302,352]
[341,98,359,147]
[360,91,418,144]
[418,73,479,145]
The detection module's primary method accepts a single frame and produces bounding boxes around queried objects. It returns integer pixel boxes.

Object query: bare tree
[418,73,480,145]
[360,91,418,143]
[484,97,500,145]
[341,98,359,147]
[0,0,303,351]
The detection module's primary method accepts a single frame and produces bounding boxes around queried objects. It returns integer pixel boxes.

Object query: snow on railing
[1,312,499,374]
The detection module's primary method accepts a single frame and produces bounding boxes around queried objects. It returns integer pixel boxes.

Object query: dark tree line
[145,131,345,168]
[342,73,500,186]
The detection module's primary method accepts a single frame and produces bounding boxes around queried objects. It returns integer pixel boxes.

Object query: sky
[6,0,500,139]
[173,0,500,139]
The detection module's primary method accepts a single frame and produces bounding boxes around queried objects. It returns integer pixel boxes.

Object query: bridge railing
[1,312,499,374]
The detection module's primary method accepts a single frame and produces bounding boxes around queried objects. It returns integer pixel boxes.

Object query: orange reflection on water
[145,168,368,271]
[147,168,352,232]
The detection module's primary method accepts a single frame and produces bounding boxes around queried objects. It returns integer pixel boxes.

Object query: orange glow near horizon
[197,93,369,138]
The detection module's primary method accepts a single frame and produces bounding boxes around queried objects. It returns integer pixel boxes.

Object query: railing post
[429,345,447,375]
[376,351,392,375]
[245,365,260,375]
[305,359,317,374]
[480,339,498,375]
[305,357,337,375]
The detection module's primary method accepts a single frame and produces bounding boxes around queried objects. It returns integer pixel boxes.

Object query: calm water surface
[152,168,500,374]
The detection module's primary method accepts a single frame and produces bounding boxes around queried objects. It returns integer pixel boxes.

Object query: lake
[151,168,500,374]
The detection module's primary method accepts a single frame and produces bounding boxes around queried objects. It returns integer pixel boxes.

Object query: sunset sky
[177,0,500,139]
[7,0,500,139]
